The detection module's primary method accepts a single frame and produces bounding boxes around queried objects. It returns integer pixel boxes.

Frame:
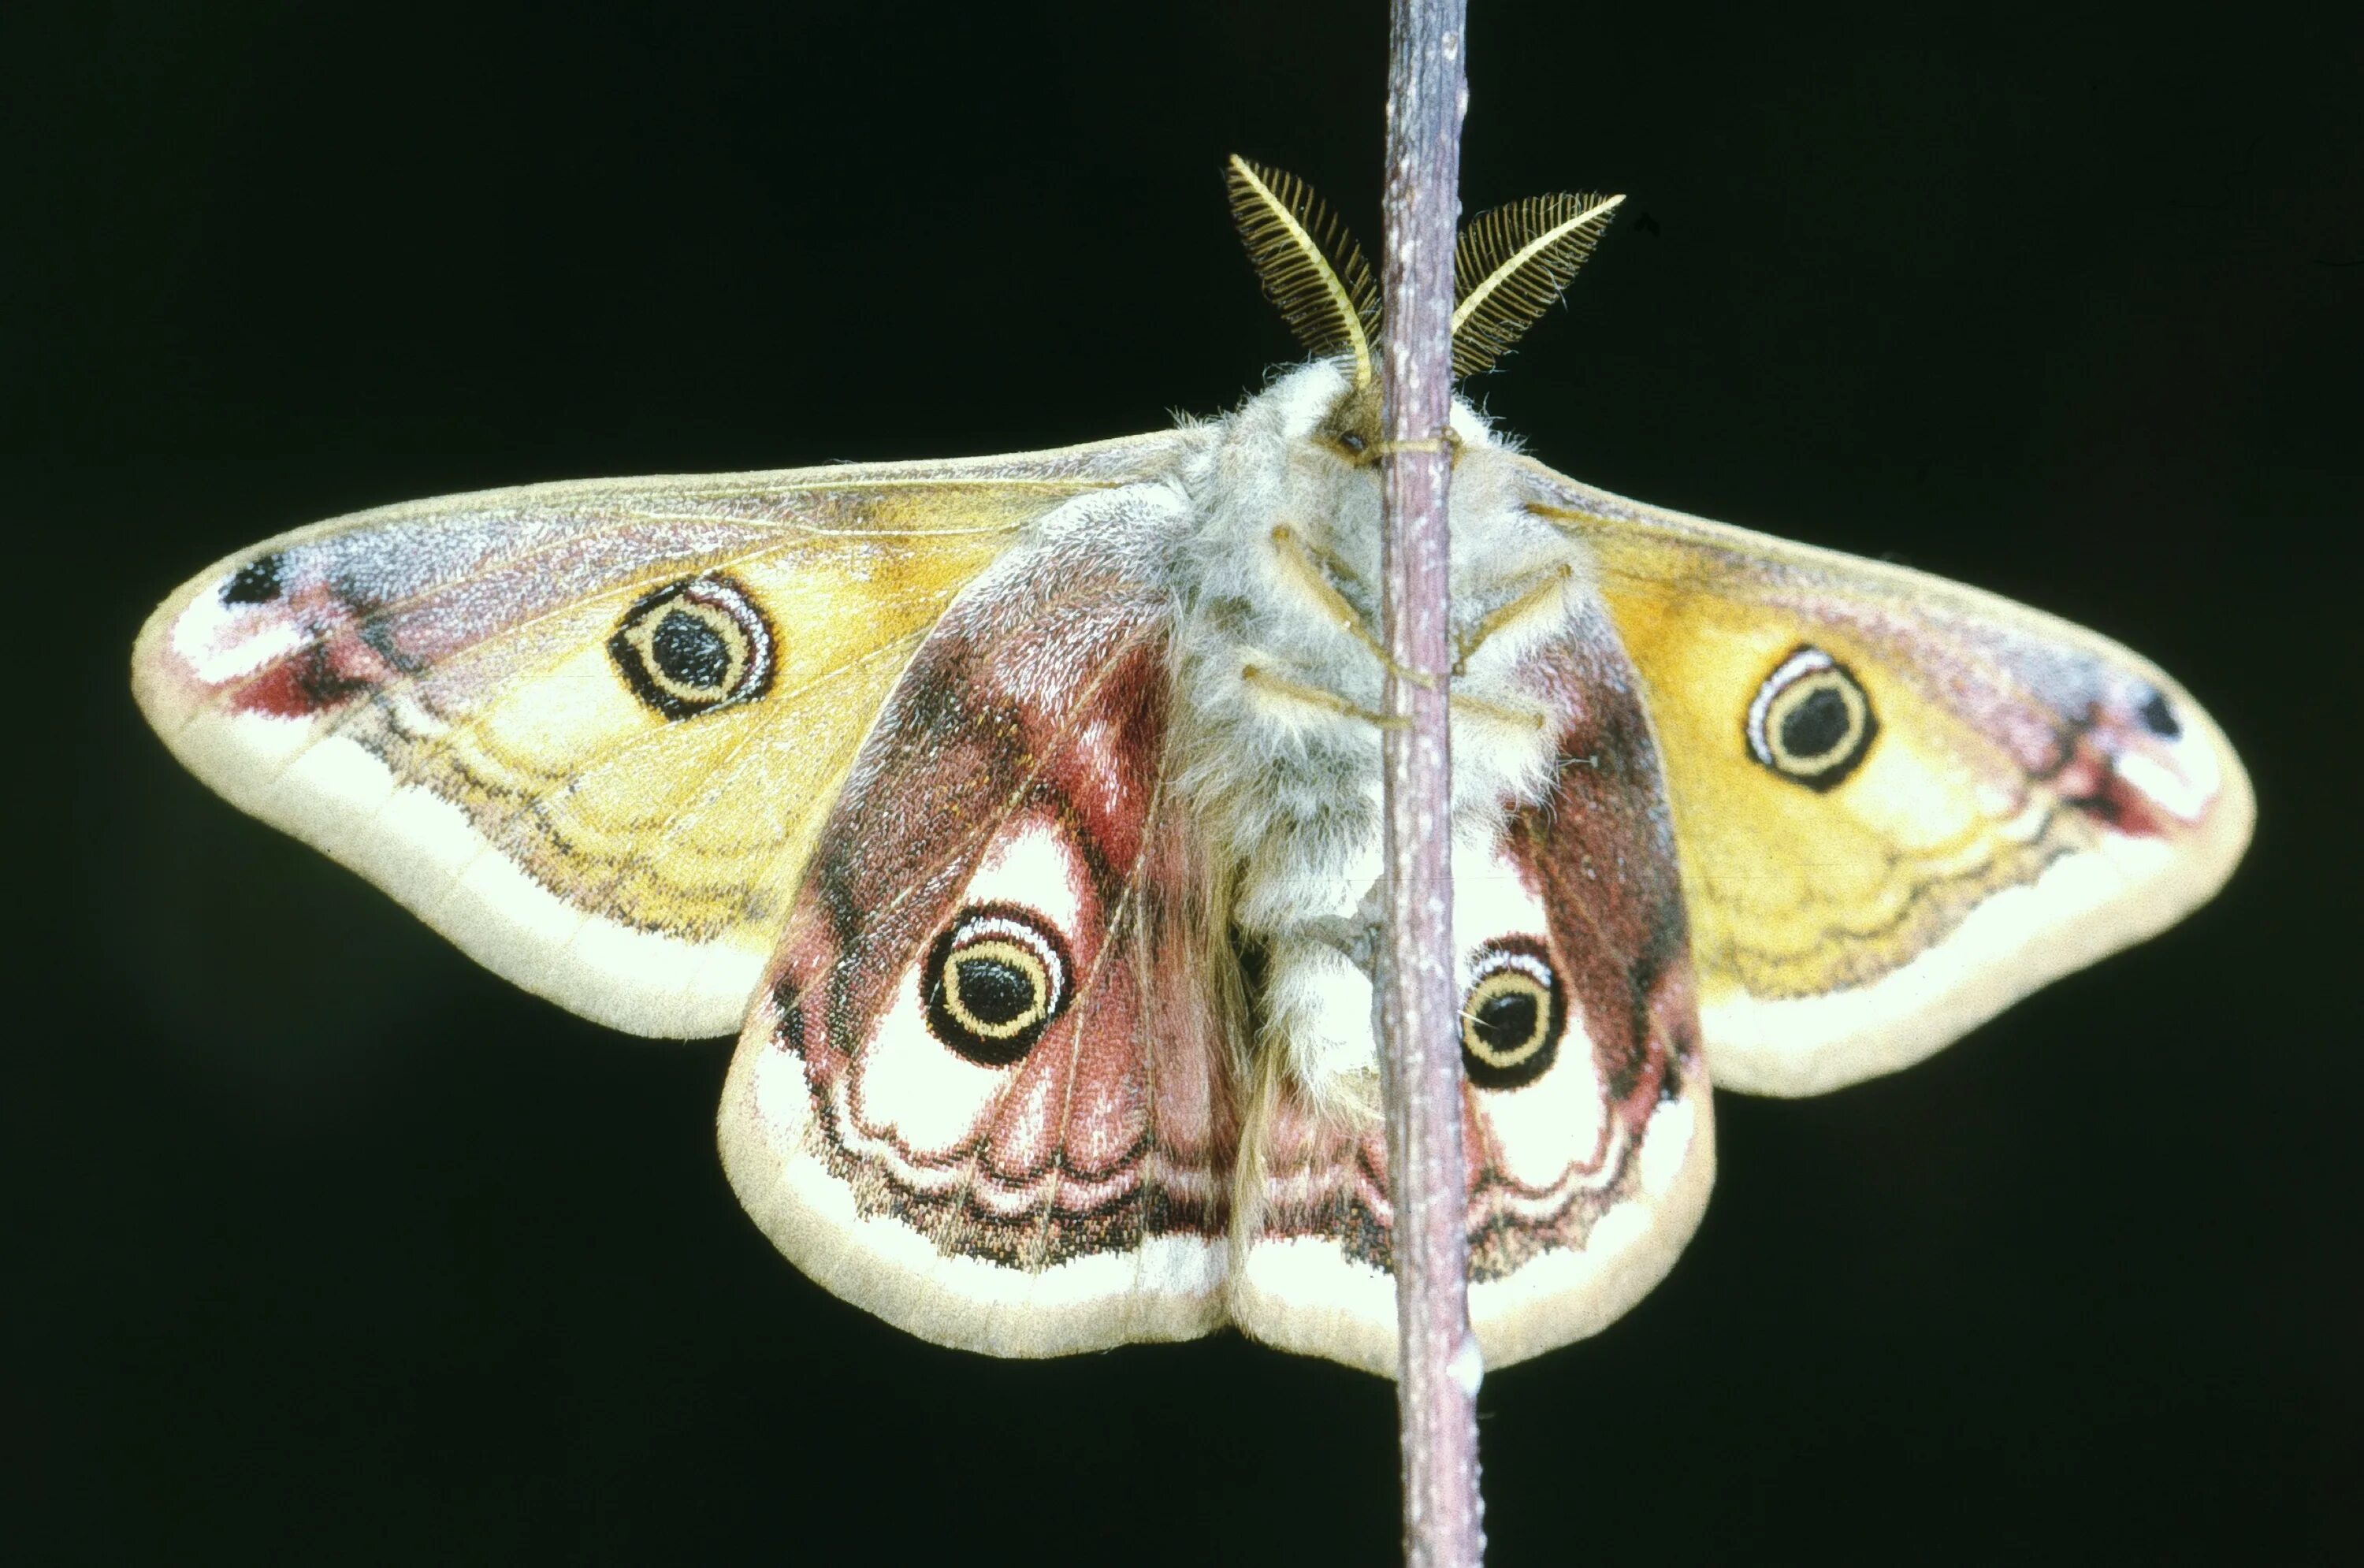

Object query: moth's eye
[608,574,776,719]
[924,904,1073,1066]
[1745,645,1877,790]
[1459,939,1566,1091]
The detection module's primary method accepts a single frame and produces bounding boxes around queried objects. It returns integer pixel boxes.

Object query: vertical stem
[1378,2,1481,1565]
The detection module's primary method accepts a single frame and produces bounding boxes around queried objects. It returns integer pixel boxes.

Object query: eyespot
[1459,939,1567,1091]
[1745,645,1877,790]
[608,574,776,719]
[924,904,1073,1066]
[1337,431,1369,455]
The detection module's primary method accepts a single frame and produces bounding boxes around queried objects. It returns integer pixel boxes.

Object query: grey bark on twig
[1376,2,1484,1564]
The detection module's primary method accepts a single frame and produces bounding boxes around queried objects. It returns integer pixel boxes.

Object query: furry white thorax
[1155,360,1591,1093]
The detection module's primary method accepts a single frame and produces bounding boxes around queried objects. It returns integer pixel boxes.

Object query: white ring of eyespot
[1462,948,1556,1068]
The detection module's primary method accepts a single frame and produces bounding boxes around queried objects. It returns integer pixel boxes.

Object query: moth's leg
[1241,663,1541,734]
[1267,526,1438,689]
[1270,522,1570,696]
[1449,693,1550,731]
[1452,563,1576,674]
[1240,663,1407,729]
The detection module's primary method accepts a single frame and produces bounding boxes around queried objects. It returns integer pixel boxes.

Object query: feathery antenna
[1449,192,1624,377]
[1226,155,1382,387]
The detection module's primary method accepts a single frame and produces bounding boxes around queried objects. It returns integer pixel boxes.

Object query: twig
[1376,2,1482,1565]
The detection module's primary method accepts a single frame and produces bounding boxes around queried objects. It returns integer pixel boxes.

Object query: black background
[13,2,2358,1562]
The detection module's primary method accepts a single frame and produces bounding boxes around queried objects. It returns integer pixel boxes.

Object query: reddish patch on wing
[2049,692,2222,839]
[177,553,411,719]
[2053,734,2170,838]
[235,637,389,718]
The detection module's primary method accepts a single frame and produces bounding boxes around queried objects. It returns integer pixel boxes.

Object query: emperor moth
[132,158,2251,1374]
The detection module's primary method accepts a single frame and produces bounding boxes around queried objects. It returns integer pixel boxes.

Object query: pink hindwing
[717,491,1239,1355]
[1233,600,1714,1373]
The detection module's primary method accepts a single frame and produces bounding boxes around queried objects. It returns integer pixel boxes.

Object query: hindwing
[1232,595,1714,1373]
[716,489,1238,1356]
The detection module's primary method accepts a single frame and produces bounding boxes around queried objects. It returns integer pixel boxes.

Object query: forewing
[132,435,1188,1037]
[1232,598,1714,1375]
[1520,456,2254,1095]
[716,489,1238,1357]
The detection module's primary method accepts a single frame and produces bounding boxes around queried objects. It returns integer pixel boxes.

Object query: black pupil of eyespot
[1780,686,1852,760]
[1342,433,1366,452]
[2139,690,2180,738]
[1473,990,1537,1051]
[955,956,1034,1025]
[650,608,731,689]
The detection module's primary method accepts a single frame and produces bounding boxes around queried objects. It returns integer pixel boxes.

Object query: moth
[133,158,2251,1376]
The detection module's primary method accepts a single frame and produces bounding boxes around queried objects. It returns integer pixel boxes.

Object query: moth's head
[1243,361,1498,475]
[1225,154,1623,432]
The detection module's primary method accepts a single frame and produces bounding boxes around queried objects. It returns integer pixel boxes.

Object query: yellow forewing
[1518,455,2253,1096]
[132,434,1191,1038]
